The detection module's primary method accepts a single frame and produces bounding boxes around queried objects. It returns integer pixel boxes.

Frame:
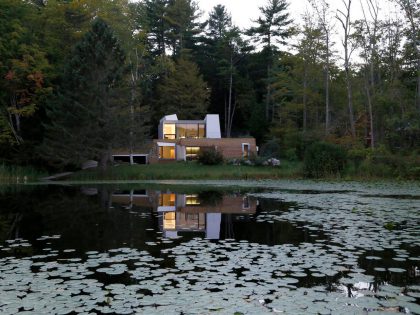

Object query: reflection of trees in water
[223,214,234,239]
[197,190,224,206]
[0,186,153,251]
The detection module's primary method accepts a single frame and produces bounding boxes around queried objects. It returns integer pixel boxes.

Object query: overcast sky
[196,0,401,40]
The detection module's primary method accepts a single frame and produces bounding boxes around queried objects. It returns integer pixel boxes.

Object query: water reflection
[0,183,419,314]
[111,189,257,240]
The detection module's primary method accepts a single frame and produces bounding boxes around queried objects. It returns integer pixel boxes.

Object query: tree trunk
[266,64,271,121]
[325,34,330,135]
[227,53,233,137]
[303,65,308,132]
[99,149,111,171]
[364,77,375,148]
[345,65,356,137]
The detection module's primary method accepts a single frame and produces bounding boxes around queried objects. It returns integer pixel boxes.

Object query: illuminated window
[199,124,205,138]
[163,124,176,139]
[186,194,200,205]
[159,146,175,159]
[163,212,176,230]
[160,193,176,206]
[186,147,200,160]
[242,143,250,159]
[176,123,206,139]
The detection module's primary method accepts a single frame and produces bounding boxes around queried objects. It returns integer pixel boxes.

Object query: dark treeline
[0,0,419,172]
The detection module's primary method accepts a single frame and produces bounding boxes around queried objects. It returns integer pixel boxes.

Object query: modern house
[149,114,257,163]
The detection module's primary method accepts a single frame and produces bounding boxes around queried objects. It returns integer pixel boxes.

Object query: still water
[0,181,419,314]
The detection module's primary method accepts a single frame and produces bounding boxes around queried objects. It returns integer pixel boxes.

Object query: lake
[0,180,419,314]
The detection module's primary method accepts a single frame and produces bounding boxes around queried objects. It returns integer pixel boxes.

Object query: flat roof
[163,120,205,124]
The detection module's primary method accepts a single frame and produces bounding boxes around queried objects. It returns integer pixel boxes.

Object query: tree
[296,13,324,133]
[0,0,51,146]
[309,0,335,135]
[393,0,420,114]
[155,57,209,119]
[354,0,381,148]
[247,0,292,122]
[42,19,126,169]
[336,0,356,138]
[165,0,202,56]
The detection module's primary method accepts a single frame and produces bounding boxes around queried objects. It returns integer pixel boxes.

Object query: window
[199,124,206,138]
[160,193,176,206]
[163,212,176,230]
[186,147,200,160]
[242,143,250,159]
[159,146,175,159]
[186,194,200,205]
[163,124,176,139]
[242,196,250,209]
[175,123,206,139]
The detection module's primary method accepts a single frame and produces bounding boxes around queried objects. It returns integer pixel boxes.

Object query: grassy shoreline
[2,160,418,184]
[70,161,303,181]
[0,164,47,184]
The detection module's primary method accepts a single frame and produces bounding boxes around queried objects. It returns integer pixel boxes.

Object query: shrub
[198,148,224,165]
[260,138,281,158]
[304,142,347,178]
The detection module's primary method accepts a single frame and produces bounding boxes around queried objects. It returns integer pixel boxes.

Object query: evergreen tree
[155,57,209,119]
[247,0,292,122]
[42,19,126,169]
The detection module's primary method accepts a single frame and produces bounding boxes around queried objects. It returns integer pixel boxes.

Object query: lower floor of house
[150,138,257,164]
[111,138,257,165]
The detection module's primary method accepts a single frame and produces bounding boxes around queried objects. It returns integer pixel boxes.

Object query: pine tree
[155,57,209,119]
[42,18,126,169]
[247,0,292,122]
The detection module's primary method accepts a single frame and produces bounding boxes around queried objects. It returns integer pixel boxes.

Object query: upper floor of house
[158,114,221,140]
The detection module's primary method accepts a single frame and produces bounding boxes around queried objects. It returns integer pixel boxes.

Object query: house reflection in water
[110,190,257,240]
[157,192,257,239]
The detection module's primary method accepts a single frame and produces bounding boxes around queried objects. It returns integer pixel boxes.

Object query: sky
[196,0,401,39]
[195,0,402,60]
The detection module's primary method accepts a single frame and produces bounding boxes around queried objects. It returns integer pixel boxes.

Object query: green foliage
[0,163,45,184]
[42,19,126,168]
[304,142,347,178]
[155,57,209,119]
[260,138,281,158]
[197,148,224,165]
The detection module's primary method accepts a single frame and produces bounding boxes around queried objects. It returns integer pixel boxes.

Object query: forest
[0,0,419,177]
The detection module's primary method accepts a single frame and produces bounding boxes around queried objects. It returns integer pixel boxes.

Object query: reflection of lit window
[186,194,200,205]
[242,196,250,209]
[159,146,175,159]
[163,212,176,230]
[186,147,200,160]
[163,124,176,139]
[160,193,176,206]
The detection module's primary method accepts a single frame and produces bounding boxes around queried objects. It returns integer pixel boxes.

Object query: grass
[0,164,46,184]
[70,160,303,181]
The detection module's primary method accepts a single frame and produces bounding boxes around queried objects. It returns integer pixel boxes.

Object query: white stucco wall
[204,114,221,138]
[206,213,221,239]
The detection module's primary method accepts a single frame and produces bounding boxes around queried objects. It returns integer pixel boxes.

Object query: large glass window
[175,123,205,139]
[159,146,175,159]
[186,147,200,160]
[163,124,176,139]
[160,193,176,206]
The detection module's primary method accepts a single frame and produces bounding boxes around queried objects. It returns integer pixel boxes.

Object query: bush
[198,148,224,165]
[260,138,281,158]
[304,142,347,178]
